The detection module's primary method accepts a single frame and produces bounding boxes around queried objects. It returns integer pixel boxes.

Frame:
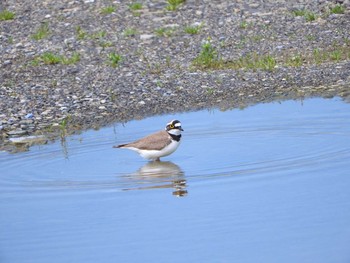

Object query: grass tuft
[291,9,317,22]
[108,52,122,67]
[123,28,138,37]
[0,10,15,21]
[166,0,185,11]
[32,52,81,65]
[329,4,345,14]
[101,5,116,15]
[155,27,175,37]
[32,22,50,41]
[129,2,143,10]
[184,24,202,35]
[192,41,220,69]
[76,26,87,40]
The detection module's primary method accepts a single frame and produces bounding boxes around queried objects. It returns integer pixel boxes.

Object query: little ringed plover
[113,120,183,161]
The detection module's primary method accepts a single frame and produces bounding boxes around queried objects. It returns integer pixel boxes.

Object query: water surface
[1,97,350,263]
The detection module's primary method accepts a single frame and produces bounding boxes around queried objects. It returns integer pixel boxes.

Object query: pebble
[7,129,28,137]
[9,135,48,145]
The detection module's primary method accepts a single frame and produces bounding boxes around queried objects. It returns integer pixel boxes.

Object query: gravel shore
[1,0,350,151]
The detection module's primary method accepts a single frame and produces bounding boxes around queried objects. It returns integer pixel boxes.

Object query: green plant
[166,0,185,11]
[59,115,71,141]
[305,11,316,22]
[313,48,324,64]
[61,52,81,65]
[184,24,201,35]
[32,22,50,40]
[192,41,220,69]
[330,4,345,14]
[306,35,316,41]
[155,27,175,37]
[239,20,252,29]
[108,52,122,67]
[123,28,138,37]
[91,30,107,39]
[76,26,87,40]
[0,10,15,21]
[291,9,307,17]
[330,50,342,61]
[291,9,317,21]
[32,52,81,65]
[286,54,303,67]
[99,41,113,48]
[101,5,116,14]
[129,2,143,10]
[41,52,62,65]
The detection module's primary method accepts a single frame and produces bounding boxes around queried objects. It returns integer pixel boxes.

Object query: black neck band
[168,133,181,142]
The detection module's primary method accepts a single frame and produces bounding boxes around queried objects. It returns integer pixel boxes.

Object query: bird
[113,120,184,161]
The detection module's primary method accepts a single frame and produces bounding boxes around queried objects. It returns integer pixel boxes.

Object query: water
[1,97,350,263]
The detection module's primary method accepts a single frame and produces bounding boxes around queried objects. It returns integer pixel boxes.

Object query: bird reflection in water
[122,161,187,197]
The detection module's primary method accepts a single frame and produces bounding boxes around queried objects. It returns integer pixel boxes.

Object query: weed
[41,52,62,65]
[101,5,116,15]
[76,26,87,40]
[291,9,307,17]
[99,41,113,48]
[0,10,15,21]
[32,52,81,65]
[251,35,263,42]
[32,22,50,41]
[234,54,276,71]
[286,54,303,67]
[305,11,317,22]
[306,34,316,41]
[91,31,107,39]
[129,2,143,10]
[165,56,171,67]
[61,52,81,65]
[291,9,317,21]
[313,48,324,64]
[166,0,185,11]
[8,36,14,44]
[330,50,342,61]
[155,27,175,37]
[59,115,71,141]
[239,20,253,29]
[108,52,122,67]
[123,28,138,37]
[192,40,220,69]
[207,87,214,95]
[329,4,345,14]
[184,24,201,35]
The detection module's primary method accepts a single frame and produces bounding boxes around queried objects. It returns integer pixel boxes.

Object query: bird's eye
[170,124,174,128]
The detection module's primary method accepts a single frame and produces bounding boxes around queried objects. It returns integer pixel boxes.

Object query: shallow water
[1,97,350,263]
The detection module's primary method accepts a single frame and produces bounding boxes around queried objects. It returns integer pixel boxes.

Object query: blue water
[1,97,350,263]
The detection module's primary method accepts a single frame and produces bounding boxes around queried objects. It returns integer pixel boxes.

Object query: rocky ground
[1,0,350,152]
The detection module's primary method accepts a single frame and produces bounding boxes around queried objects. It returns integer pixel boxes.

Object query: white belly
[136,140,180,160]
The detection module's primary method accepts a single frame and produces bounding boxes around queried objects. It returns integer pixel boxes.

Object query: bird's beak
[180,127,184,131]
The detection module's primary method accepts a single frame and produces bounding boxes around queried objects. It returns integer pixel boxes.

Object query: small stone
[140,34,155,41]
[7,129,28,137]
[25,113,34,119]
[9,135,48,145]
